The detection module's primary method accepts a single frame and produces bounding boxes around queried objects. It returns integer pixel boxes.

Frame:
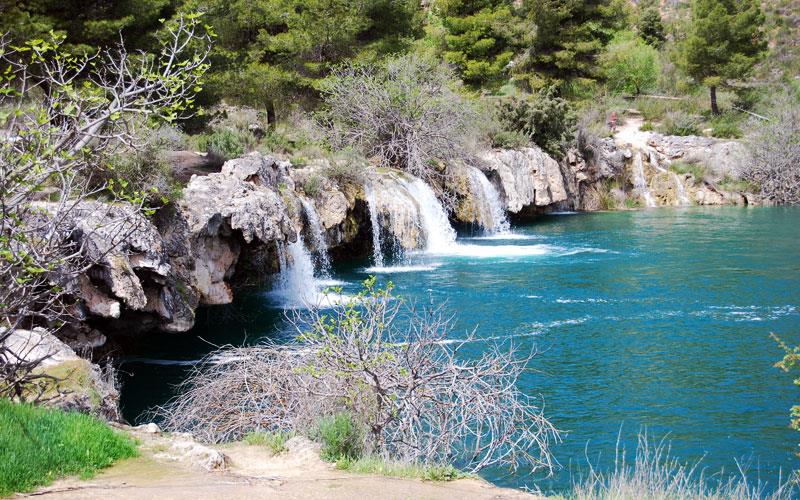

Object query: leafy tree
[434,0,530,89]
[517,0,630,90]
[772,334,800,457]
[683,0,766,114]
[600,31,660,95]
[637,3,666,48]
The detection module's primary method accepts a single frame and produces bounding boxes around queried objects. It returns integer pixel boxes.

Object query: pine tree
[684,0,766,114]
[637,4,666,48]
[435,0,530,89]
[517,0,629,90]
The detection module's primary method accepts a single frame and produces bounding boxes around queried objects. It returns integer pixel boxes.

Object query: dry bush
[319,54,479,197]
[743,93,800,204]
[157,279,559,474]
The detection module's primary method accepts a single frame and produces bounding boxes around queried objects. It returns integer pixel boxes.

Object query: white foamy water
[632,152,657,208]
[364,264,443,274]
[466,233,541,241]
[270,238,353,309]
[300,198,332,277]
[671,172,691,206]
[467,166,510,234]
[364,182,384,267]
[398,177,457,252]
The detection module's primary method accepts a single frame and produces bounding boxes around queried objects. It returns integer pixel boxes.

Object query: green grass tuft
[312,412,364,462]
[243,431,295,455]
[0,400,137,497]
[335,456,470,482]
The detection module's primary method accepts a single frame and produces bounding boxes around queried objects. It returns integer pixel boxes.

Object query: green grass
[243,431,295,455]
[335,456,470,482]
[312,412,364,462]
[669,161,708,180]
[0,400,137,497]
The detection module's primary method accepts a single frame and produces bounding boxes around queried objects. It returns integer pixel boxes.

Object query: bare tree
[743,92,800,204]
[319,54,480,206]
[157,279,559,475]
[0,15,212,401]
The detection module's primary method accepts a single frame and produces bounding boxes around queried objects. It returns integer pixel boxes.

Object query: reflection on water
[121,206,800,493]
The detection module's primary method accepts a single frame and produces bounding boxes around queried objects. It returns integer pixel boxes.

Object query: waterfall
[299,198,332,277]
[632,152,657,208]
[467,166,510,234]
[671,172,691,206]
[398,177,457,253]
[274,238,319,306]
[364,183,385,267]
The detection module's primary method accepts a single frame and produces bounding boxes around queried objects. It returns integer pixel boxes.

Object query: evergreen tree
[188,0,420,122]
[637,3,666,48]
[0,0,177,53]
[517,0,629,90]
[435,0,530,89]
[684,0,766,114]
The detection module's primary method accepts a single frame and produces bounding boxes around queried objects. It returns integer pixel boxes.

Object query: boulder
[480,147,568,212]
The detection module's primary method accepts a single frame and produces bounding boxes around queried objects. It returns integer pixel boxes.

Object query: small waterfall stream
[467,166,510,234]
[274,237,318,306]
[632,152,657,208]
[299,198,332,277]
[364,183,385,267]
[399,177,457,253]
[671,172,691,206]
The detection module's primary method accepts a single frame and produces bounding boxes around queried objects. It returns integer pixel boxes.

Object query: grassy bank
[0,400,137,497]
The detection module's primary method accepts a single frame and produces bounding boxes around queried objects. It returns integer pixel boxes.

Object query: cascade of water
[632,152,657,208]
[398,177,457,253]
[671,172,691,206]
[275,237,318,306]
[364,183,385,267]
[299,198,332,277]
[467,166,510,234]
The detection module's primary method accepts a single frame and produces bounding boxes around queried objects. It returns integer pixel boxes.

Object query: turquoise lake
[121,206,800,493]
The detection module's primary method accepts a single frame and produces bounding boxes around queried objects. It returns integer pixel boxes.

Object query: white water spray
[671,172,691,206]
[398,177,457,253]
[364,183,385,267]
[274,237,318,306]
[632,152,657,208]
[299,198,332,277]
[467,166,510,234]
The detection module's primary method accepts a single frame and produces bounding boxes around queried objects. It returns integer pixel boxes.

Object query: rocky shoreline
[7,132,762,417]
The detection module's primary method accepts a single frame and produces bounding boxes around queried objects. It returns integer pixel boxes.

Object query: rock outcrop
[479,148,568,213]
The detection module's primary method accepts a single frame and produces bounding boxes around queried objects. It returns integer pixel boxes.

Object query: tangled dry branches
[157,280,559,475]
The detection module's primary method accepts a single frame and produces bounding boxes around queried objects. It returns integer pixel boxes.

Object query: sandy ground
[25,436,542,500]
[614,114,651,150]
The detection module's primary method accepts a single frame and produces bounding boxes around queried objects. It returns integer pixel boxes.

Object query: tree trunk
[266,100,276,129]
[710,86,720,115]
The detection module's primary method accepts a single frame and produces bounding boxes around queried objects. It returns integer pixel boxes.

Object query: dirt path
[614,114,651,150]
[27,433,541,500]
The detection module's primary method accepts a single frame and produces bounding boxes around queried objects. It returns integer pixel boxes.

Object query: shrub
[157,279,558,475]
[659,111,701,136]
[313,412,365,462]
[670,161,708,181]
[743,92,800,203]
[640,121,655,132]
[198,128,256,161]
[106,124,186,205]
[319,54,479,188]
[489,129,531,149]
[709,112,743,139]
[0,400,137,496]
[494,87,576,159]
[600,31,661,96]
[323,148,369,185]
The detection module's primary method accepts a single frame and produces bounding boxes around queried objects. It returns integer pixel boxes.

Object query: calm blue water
[121,206,800,493]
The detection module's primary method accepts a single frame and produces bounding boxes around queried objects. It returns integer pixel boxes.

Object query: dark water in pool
[120,206,800,493]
